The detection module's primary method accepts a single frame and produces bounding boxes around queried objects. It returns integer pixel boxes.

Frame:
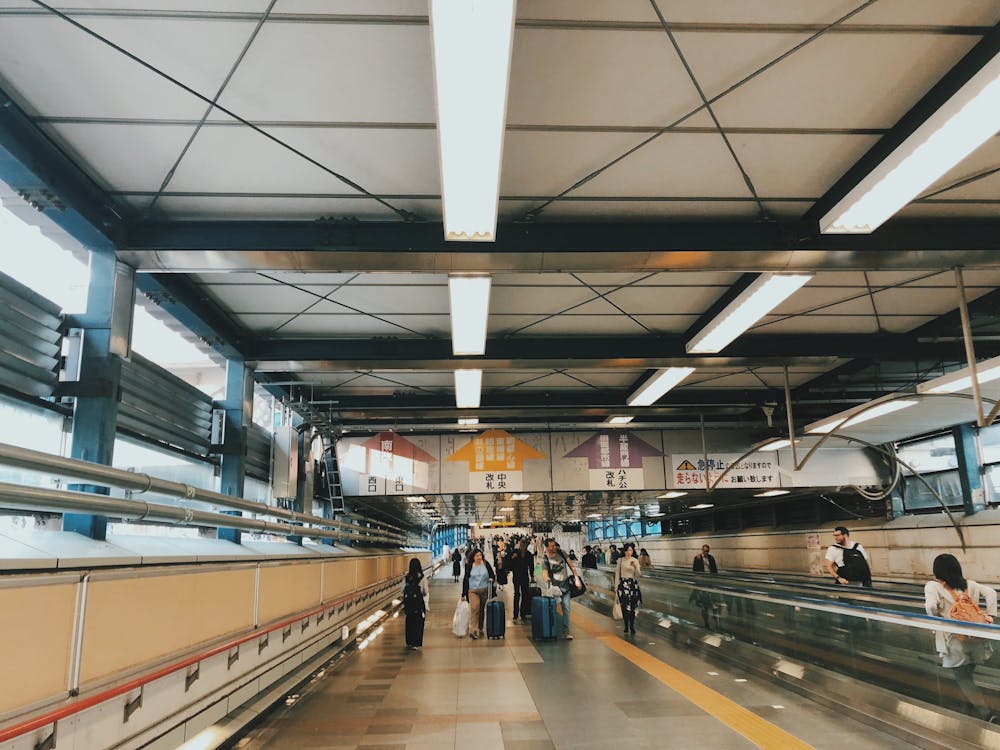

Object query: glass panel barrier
[581,566,1000,720]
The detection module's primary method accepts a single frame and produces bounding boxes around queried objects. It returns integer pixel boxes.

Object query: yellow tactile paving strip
[574,606,816,750]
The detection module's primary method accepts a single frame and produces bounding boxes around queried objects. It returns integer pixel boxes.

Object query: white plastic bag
[452,599,470,637]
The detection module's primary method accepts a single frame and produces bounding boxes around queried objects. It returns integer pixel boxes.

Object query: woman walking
[924,553,997,721]
[402,558,429,649]
[615,543,642,636]
[462,548,496,640]
[451,547,462,582]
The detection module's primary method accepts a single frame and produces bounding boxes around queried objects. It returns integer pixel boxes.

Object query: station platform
[236,576,899,750]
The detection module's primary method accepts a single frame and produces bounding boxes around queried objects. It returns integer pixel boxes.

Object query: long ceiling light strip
[917,355,1000,394]
[806,398,919,434]
[626,367,695,406]
[820,52,1000,234]
[449,275,491,355]
[686,273,812,354]
[454,369,482,408]
[430,0,517,241]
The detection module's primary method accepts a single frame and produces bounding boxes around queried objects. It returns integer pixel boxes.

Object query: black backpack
[403,577,423,614]
[837,543,870,582]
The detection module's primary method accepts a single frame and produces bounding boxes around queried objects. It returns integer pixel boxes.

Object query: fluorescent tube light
[458,417,480,426]
[430,0,517,241]
[499,506,514,512]
[454,369,482,408]
[918,356,1000,394]
[606,416,634,425]
[757,438,799,451]
[806,399,918,434]
[754,490,789,497]
[690,503,715,509]
[586,513,602,518]
[615,504,636,510]
[686,274,812,354]
[449,275,491,355]
[657,491,687,499]
[627,367,695,406]
[511,493,529,500]
[406,496,426,502]
[820,52,1000,234]
[494,515,504,520]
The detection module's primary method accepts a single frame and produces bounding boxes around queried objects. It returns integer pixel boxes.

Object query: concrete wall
[601,508,1000,584]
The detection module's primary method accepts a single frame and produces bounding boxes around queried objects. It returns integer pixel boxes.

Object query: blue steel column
[64,253,126,539]
[953,423,986,515]
[218,359,254,544]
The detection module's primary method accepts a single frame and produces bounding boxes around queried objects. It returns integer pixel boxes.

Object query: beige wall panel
[0,583,77,714]
[258,562,322,625]
[377,556,389,581]
[357,557,378,587]
[81,568,255,685]
[322,560,357,601]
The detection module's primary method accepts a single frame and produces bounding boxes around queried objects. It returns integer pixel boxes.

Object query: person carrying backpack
[824,526,873,588]
[924,553,998,722]
[402,558,429,650]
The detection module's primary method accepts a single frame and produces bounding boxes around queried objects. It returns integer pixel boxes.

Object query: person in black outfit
[402,558,428,649]
[451,547,462,582]
[693,544,718,574]
[581,545,598,569]
[509,538,535,623]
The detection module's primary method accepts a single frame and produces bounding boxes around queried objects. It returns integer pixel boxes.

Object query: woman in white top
[615,543,642,636]
[924,553,997,721]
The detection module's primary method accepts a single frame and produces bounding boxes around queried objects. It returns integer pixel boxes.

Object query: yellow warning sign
[676,460,698,471]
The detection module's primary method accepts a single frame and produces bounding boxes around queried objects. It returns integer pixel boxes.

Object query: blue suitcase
[486,599,505,639]
[531,596,558,641]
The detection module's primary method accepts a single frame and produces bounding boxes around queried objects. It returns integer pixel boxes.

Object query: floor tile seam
[573,606,816,750]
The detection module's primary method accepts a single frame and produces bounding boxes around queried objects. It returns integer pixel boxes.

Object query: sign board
[668,454,777,489]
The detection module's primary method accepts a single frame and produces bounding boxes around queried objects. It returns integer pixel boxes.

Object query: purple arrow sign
[564,432,662,469]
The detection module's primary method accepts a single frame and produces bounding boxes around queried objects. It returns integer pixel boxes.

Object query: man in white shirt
[825,526,873,588]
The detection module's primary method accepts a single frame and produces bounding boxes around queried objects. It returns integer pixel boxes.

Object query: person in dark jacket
[581,545,598,569]
[402,558,428,649]
[509,538,535,622]
[693,544,718,574]
[462,548,497,639]
[451,548,462,582]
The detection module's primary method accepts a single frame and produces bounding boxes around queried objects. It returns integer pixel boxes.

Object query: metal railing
[0,442,404,544]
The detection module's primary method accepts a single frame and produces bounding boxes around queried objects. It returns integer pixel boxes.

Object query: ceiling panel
[203,282,319,312]
[308,284,450,315]
[0,16,261,118]
[153,196,441,220]
[707,33,979,128]
[504,315,655,336]
[752,314,935,335]
[507,200,764,220]
[490,284,603,315]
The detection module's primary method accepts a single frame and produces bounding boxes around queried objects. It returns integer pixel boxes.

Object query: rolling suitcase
[531,596,558,641]
[524,585,541,617]
[486,598,506,639]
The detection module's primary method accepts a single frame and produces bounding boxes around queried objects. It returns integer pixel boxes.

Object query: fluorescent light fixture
[627,367,695,406]
[606,416,634,425]
[406,496,426,502]
[648,512,665,517]
[448,275,491,355]
[686,274,812,354]
[454,369,482,408]
[757,438,799,451]
[615,504,636,510]
[657,491,687,499]
[494,515,504,520]
[430,0,517,241]
[586,513,602,518]
[499,506,514,512]
[690,503,715,509]
[820,52,1000,234]
[918,355,1000,394]
[806,399,918,434]
[511,493,529,500]
[755,490,789,497]
[458,417,480,426]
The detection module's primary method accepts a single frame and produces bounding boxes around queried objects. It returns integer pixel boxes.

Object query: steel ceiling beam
[0,84,124,254]
[119,219,1000,273]
[806,19,1000,225]
[245,333,986,371]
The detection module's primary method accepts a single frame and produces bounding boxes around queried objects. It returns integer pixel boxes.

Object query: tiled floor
[237,576,902,750]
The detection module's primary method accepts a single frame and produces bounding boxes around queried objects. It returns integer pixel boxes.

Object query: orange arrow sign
[446,429,545,472]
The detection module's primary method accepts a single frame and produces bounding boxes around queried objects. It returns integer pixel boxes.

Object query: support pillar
[217,359,253,544]
[953,423,986,515]
[64,253,132,540]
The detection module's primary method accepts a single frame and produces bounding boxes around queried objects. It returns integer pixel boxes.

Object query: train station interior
[1,1,1000,748]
